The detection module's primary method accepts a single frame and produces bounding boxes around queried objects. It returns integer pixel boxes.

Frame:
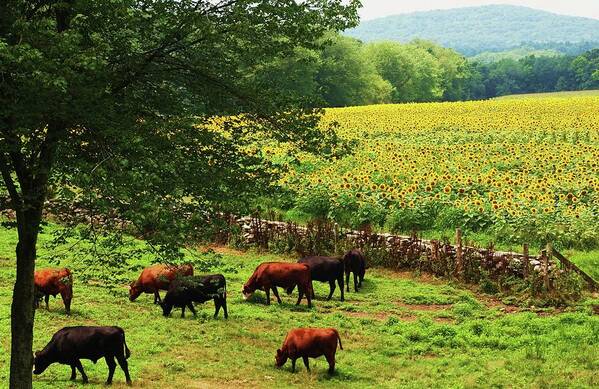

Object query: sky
[358,0,599,21]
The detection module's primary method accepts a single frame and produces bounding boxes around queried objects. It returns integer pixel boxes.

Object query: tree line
[262,35,599,107]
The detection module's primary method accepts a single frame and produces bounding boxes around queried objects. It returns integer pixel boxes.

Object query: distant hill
[346,5,599,56]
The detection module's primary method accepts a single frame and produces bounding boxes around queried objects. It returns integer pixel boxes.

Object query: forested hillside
[346,5,599,56]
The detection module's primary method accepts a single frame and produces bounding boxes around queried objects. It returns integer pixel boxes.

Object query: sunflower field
[275,96,599,250]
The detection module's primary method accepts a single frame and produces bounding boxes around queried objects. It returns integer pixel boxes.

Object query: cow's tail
[121,329,131,359]
[222,276,227,300]
[333,329,343,350]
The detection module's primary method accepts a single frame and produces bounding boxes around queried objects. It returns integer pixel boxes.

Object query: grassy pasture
[0,225,598,388]
[493,90,599,99]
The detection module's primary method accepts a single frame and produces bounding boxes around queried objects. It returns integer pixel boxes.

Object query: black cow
[343,249,366,292]
[33,326,132,385]
[160,274,228,318]
[287,256,344,301]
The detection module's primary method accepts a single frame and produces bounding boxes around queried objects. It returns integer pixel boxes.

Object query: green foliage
[317,35,392,107]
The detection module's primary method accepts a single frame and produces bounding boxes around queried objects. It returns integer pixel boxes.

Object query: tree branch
[0,153,22,211]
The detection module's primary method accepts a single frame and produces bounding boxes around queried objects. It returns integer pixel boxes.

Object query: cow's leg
[359,267,365,287]
[296,288,304,306]
[222,296,228,319]
[353,273,359,292]
[181,305,186,318]
[325,352,336,374]
[44,294,50,310]
[345,271,350,292]
[187,302,197,316]
[214,297,221,318]
[306,288,312,308]
[69,364,76,381]
[153,291,161,304]
[302,356,310,372]
[271,286,282,304]
[291,358,296,373]
[60,291,71,315]
[75,360,88,383]
[265,288,271,305]
[116,354,132,386]
[105,355,116,385]
[327,280,336,300]
[338,276,345,302]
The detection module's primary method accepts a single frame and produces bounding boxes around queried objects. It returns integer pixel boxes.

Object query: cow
[129,263,193,303]
[33,326,132,386]
[242,262,313,308]
[287,256,344,301]
[343,249,366,292]
[275,328,343,374]
[34,268,73,314]
[160,274,228,319]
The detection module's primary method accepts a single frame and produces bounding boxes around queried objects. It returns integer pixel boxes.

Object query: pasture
[0,225,598,388]
[494,90,599,99]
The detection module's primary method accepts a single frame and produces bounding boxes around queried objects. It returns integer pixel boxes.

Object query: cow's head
[241,284,253,300]
[129,282,141,301]
[160,301,173,317]
[275,349,288,368]
[33,350,51,374]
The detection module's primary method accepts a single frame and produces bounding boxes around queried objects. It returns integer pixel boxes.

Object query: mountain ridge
[346,5,599,56]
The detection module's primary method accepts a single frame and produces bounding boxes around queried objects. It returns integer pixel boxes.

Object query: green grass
[493,90,599,100]
[0,224,598,388]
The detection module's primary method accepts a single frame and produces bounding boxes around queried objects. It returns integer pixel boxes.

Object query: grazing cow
[34,268,73,314]
[343,249,366,292]
[287,256,344,301]
[275,328,343,374]
[242,262,313,307]
[160,274,228,318]
[129,263,193,303]
[33,326,132,385]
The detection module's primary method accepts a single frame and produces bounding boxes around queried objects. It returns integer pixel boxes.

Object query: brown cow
[129,263,193,303]
[34,268,73,315]
[242,262,313,307]
[275,328,343,374]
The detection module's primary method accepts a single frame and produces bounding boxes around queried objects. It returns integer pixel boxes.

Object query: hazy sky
[359,1,599,21]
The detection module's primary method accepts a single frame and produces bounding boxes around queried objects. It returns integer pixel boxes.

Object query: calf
[34,268,73,314]
[242,262,313,307]
[287,256,344,301]
[275,328,343,374]
[160,274,228,318]
[129,263,193,303]
[33,326,132,385]
[343,249,366,292]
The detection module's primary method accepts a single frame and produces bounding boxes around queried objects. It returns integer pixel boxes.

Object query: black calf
[161,274,228,318]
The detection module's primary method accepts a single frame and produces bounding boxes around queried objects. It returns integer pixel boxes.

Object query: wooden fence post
[545,243,552,291]
[334,223,339,254]
[523,243,529,279]
[455,228,463,279]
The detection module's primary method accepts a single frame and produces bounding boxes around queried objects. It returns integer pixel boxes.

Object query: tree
[412,39,472,101]
[571,49,599,90]
[0,1,359,387]
[364,41,442,103]
[317,35,392,107]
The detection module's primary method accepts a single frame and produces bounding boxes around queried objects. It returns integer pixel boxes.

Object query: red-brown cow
[275,328,343,374]
[242,262,313,307]
[34,268,73,315]
[129,263,193,303]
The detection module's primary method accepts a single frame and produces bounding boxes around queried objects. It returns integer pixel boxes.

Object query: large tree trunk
[9,210,42,389]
